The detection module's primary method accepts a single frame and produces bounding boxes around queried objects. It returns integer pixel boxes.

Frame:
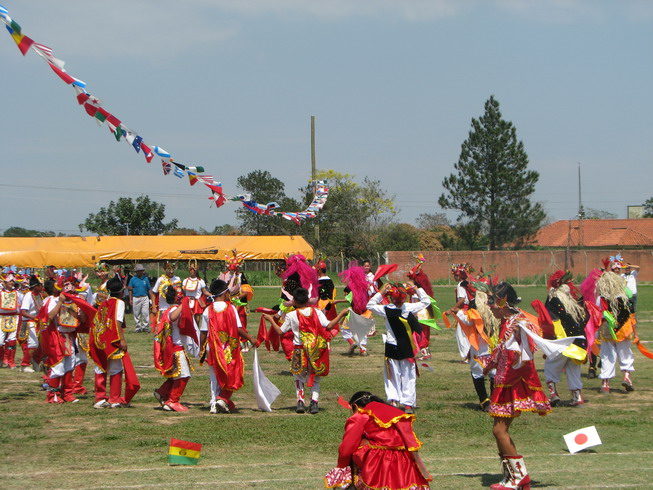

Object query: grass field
[1,285,652,489]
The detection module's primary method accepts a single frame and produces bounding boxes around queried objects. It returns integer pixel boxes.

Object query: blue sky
[1,0,651,235]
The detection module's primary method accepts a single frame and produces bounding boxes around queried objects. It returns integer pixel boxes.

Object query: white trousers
[599,340,635,380]
[544,355,583,391]
[94,358,124,376]
[293,371,321,401]
[0,329,17,345]
[132,296,150,331]
[340,327,368,347]
[470,340,491,379]
[384,358,417,406]
[50,354,76,378]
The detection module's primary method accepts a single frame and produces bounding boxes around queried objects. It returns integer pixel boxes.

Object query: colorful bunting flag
[8,27,34,55]
[131,135,143,153]
[168,438,202,465]
[1,5,330,222]
[141,143,154,163]
[154,146,171,161]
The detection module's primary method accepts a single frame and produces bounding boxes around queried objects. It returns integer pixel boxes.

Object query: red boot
[46,376,64,404]
[72,363,88,394]
[4,340,17,369]
[155,378,174,406]
[164,377,189,412]
[62,370,79,403]
[93,372,110,408]
[108,372,125,407]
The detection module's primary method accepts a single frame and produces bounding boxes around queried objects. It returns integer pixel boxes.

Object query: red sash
[179,298,199,344]
[206,304,244,392]
[36,298,66,367]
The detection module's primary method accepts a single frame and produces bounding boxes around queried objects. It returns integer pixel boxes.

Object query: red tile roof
[531,219,653,247]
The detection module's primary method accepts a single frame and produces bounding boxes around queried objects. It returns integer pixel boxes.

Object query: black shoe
[588,367,596,379]
[480,399,491,412]
[296,400,306,413]
[309,400,319,414]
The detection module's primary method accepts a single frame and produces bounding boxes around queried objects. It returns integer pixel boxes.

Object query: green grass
[1,285,652,488]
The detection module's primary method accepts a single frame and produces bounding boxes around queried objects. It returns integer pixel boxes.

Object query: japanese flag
[564,426,602,454]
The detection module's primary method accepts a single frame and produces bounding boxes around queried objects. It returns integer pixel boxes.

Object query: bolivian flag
[168,438,202,466]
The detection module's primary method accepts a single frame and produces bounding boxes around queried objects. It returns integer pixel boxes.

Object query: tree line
[7,96,645,252]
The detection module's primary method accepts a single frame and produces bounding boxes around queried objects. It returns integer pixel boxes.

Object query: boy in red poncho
[264,287,348,414]
[90,275,140,409]
[154,285,199,412]
[324,390,431,490]
[200,279,259,414]
[39,277,91,404]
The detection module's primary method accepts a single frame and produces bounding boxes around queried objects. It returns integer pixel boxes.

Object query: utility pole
[577,162,584,249]
[311,116,319,247]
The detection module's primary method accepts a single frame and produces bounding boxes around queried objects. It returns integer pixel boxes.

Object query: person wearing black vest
[367,283,430,414]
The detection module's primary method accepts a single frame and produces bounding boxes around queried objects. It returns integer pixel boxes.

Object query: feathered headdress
[225,249,245,271]
[338,261,369,314]
[451,263,474,279]
[95,262,110,274]
[547,270,579,299]
[282,254,319,298]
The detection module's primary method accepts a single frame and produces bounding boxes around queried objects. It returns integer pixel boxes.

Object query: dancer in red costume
[264,287,347,414]
[483,282,551,490]
[201,279,258,414]
[89,275,140,408]
[39,278,90,404]
[0,273,22,369]
[19,275,44,373]
[325,390,431,490]
[154,286,198,412]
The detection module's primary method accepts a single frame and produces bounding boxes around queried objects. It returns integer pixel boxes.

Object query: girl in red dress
[325,391,431,490]
[483,283,551,490]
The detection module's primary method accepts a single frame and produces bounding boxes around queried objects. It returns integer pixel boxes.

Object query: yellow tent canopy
[0,235,313,268]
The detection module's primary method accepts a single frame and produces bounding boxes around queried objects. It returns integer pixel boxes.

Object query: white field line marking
[81,468,653,490]
[10,451,653,478]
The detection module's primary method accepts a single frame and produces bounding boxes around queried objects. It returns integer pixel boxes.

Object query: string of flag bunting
[0,5,329,225]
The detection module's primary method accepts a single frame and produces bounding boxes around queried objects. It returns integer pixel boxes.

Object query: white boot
[546,381,560,406]
[570,389,585,406]
[490,455,530,490]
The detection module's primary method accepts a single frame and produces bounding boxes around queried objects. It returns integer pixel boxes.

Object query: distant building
[530,219,653,248]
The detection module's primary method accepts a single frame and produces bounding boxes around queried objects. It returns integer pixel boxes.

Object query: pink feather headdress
[282,254,319,298]
[338,261,369,314]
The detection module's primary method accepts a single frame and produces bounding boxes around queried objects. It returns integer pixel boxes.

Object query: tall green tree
[438,96,546,250]
[643,198,653,218]
[79,196,178,235]
[236,170,302,235]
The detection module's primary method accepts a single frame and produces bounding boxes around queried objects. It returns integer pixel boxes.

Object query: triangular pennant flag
[337,394,351,410]
[187,171,198,186]
[172,161,186,171]
[161,160,171,175]
[564,426,602,454]
[10,29,34,55]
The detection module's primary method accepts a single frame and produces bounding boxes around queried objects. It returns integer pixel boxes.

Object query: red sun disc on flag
[574,433,589,445]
